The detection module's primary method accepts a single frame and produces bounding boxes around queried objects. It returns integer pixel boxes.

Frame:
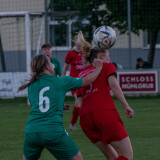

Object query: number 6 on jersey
[39,87,50,112]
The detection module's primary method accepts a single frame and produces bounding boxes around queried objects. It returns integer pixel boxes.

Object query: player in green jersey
[42,43,62,76]
[18,54,102,160]
[42,43,71,110]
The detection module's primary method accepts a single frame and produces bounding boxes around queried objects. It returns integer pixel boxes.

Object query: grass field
[0,96,160,160]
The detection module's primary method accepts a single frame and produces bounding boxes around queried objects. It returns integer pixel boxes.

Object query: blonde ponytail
[78,31,106,64]
[78,31,91,62]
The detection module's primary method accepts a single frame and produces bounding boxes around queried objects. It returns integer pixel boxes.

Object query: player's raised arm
[81,59,102,87]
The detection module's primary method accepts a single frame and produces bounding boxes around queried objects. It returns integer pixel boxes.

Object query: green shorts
[23,130,79,160]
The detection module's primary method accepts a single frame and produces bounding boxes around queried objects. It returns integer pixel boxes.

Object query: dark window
[50,23,69,46]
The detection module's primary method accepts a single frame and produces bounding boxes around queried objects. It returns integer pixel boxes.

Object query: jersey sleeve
[104,63,117,79]
[60,76,83,92]
[65,51,72,64]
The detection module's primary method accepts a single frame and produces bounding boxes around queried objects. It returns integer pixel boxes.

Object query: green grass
[0,96,160,160]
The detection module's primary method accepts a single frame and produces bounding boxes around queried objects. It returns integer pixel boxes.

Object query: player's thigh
[71,151,83,160]
[23,155,27,160]
[110,137,133,160]
[23,133,43,160]
[95,141,118,160]
[44,131,80,160]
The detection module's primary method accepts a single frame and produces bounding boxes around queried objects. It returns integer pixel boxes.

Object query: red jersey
[65,50,84,77]
[78,63,117,117]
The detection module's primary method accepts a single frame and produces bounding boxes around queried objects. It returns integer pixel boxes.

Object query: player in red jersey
[62,35,85,130]
[76,32,134,160]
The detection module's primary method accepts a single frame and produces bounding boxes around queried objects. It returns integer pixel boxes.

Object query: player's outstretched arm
[108,75,134,118]
[82,59,102,87]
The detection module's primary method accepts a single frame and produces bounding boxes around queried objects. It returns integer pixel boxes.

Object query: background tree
[49,0,160,67]
[106,0,160,68]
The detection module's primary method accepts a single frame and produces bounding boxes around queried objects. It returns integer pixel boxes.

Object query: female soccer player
[19,54,102,160]
[76,32,134,160]
[41,43,70,110]
[62,35,84,130]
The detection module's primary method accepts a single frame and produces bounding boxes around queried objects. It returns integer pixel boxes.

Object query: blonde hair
[78,31,91,62]
[78,31,106,64]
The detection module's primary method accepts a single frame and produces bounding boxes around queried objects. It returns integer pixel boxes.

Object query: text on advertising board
[119,73,157,92]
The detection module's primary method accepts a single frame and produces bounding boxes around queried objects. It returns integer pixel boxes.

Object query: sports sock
[71,106,80,125]
[115,156,128,160]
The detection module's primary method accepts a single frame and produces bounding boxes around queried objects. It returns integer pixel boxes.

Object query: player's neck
[40,70,54,76]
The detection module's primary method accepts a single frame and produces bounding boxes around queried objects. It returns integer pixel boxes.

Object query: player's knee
[122,152,133,160]
[128,154,133,160]
[127,147,133,160]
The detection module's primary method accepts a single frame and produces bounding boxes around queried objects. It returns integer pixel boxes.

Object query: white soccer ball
[93,26,116,49]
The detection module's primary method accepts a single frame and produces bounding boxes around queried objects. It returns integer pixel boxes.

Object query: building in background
[0,0,160,71]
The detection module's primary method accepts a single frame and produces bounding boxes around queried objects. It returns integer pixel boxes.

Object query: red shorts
[71,90,76,95]
[79,109,128,145]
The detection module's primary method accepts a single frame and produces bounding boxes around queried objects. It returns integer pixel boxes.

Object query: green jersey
[51,57,62,76]
[26,74,82,133]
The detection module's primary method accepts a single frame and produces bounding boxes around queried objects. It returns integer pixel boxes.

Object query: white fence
[0,72,28,98]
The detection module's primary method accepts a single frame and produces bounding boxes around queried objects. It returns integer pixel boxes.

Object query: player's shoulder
[51,57,58,61]
[67,50,75,54]
[103,62,114,67]
[103,62,115,69]
[59,76,80,85]
[40,74,57,82]
[79,65,94,77]
[29,75,54,89]
[59,76,71,81]
[51,57,60,63]
[102,62,116,73]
